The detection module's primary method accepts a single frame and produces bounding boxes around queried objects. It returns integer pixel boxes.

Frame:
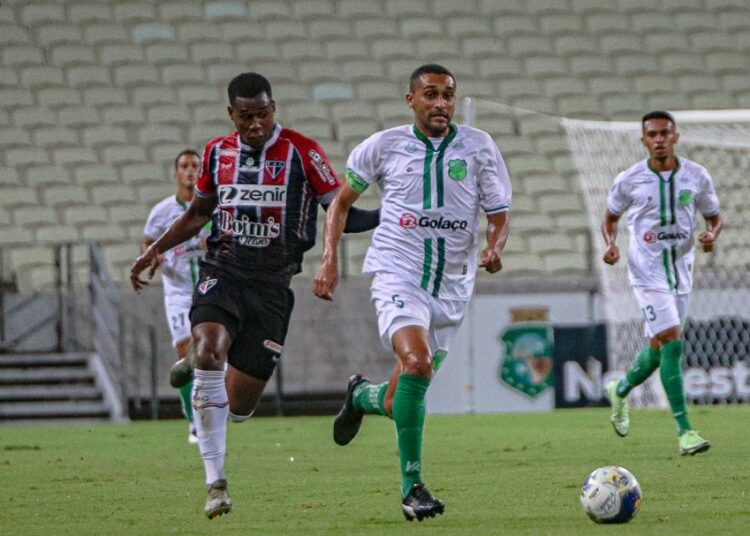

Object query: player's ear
[227,105,233,119]
[405,93,414,109]
[270,100,276,113]
[673,130,680,144]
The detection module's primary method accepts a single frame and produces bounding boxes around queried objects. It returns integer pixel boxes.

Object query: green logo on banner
[447,159,467,181]
[679,189,693,206]
[499,324,554,398]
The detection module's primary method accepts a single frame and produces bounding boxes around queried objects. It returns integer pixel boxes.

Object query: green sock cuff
[619,346,661,397]
[396,373,430,393]
[178,380,194,422]
[353,381,389,416]
[661,339,684,359]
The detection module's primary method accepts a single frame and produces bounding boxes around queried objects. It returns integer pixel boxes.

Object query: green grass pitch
[2,406,748,535]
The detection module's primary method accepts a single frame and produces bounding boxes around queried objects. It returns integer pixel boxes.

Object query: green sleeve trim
[346,169,370,193]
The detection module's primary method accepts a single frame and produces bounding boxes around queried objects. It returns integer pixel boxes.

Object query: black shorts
[189,270,295,381]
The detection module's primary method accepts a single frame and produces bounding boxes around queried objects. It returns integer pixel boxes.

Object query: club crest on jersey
[448,159,467,181]
[198,278,217,295]
[405,142,418,154]
[679,189,693,205]
[265,160,286,179]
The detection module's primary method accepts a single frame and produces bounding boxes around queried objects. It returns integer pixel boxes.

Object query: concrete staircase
[0,352,123,424]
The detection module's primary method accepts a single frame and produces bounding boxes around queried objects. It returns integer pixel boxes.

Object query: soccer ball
[580,465,642,524]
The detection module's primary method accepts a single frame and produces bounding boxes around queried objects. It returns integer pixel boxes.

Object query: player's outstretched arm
[698,213,722,253]
[480,211,509,273]
[313,182,361,301]
[601,209,621,265]
[130,195,215,292]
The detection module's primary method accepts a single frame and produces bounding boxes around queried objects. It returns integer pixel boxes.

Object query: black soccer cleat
[333,374,367,446]
[402,483,445,522]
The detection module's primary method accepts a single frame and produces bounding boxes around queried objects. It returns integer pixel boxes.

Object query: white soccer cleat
[605,380,630,437]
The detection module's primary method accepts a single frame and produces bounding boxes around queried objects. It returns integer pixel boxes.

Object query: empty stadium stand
[0,0,747,291]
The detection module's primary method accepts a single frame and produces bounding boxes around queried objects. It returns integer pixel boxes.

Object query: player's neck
[176,188,194,204]
[649,155,677,173]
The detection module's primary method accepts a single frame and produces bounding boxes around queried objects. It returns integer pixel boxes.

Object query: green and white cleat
[204,479,232,519]
[679,430,711,456]
[604,380,630,437]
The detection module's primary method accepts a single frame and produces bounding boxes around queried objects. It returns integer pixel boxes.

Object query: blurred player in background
[602,110,722,455]
[141,149,208,444]
[131,72,378,519]
[313,64,511,521]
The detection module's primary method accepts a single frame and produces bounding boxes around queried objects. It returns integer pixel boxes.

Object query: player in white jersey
[142,149,207,444]
[601,111,723,455]
[313,64,511,521]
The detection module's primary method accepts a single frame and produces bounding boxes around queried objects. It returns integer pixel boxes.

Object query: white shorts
[164,294,192,347]
[370,272,468,367]
[632,286,690,338]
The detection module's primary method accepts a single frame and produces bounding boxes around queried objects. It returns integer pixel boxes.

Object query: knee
[654,327,681,347]
[193,339,226,371]
[399,350,433,378]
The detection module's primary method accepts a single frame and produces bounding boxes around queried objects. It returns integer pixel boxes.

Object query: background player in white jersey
[142,149,207,444]
[602,111,723,455]
[313,64,511,521]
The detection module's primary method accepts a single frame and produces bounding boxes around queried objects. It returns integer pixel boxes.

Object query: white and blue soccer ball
[580,465,642,524]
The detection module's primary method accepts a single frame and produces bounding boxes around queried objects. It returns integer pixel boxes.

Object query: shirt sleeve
[477,133,512,214]
[143,204,164,241]
[299,139,341,200]
[695,168,721,217]
[345,132,383,194]
[607,172,631,215]
[195,140,219,198]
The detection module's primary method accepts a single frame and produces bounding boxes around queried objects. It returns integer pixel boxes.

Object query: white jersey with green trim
[608,157,720,294]
[346,123,511,301]
[143,195,208,299]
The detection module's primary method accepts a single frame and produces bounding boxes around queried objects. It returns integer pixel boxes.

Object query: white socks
[192,369,229,486]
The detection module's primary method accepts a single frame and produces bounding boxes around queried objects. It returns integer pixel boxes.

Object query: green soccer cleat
[170,354,195,389]
[204,479,232,519]
[604,380,630,437]
[679,430,711,456]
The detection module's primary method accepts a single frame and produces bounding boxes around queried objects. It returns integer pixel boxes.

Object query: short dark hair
[642,110,676,129]
[174,149,200,169]
[227,72,272,104]
[409,63,455,92]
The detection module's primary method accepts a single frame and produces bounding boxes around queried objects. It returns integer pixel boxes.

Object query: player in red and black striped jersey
[130,72,378,519]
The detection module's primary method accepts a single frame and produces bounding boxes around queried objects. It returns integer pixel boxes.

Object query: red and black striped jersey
[195,124,340,283]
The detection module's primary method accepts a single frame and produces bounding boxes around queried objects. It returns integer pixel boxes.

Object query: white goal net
[564,111,750,406]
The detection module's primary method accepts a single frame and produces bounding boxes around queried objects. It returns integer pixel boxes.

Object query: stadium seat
[146,104,191,126]
[84,87,128,107]
[293,0,336,19]
[66,66,111,88]
[540,14,583,36]
[324,39,369,61]
[381,0,426,17]
[190,42,231,64]
[0,24,31,46]
[705,52,747,75]
[113,2,157,23]
[298,61,341,84]
[525,57,570,78]
[42,184,89,208]
[114,65,160,87]
[204,0,247,20]
[161,64,206,86]
[108,203,151,227]
[3,45,45,68]
[34,24,84,48]
[120,163,168,186]
[370,38,418,61]
[67,2,112,23]
[131,23,176,44]
[509,36,554,57]
[101,145,147,166]
[137,184,174,206]
[691,31,735,52]
[74,164,119,186]
[336,118,379,145]
[537,193,584,216]
[80,223,127,242]
[398,18,442,39]
[62,205,108,226]
[247,0,291,19]
[660,53,707,75]
[144,43,188,65]
[20,3,65,24]
[308,19,352,40]
[33,127,79,149]
[175,22,221,43]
